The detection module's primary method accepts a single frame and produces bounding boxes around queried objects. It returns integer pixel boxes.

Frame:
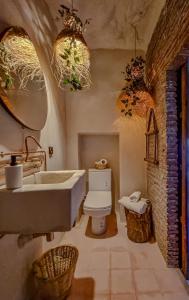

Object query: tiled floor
[61,213,189,300]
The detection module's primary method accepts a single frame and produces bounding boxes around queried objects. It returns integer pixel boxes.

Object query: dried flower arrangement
[0,42,14,89]
[0,27,44,90]
[52,4,91,91]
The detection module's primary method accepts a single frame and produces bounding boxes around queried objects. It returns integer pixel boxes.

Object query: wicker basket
[32,245,79,300]
[125,202,152,243]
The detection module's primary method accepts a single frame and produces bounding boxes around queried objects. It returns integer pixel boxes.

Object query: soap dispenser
[5,155,23,189]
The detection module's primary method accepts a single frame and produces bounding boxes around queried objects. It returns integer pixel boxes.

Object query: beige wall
[0,1,66,299]
[65,49,147,200]
[0,3,147,299]
[79,133,119,209]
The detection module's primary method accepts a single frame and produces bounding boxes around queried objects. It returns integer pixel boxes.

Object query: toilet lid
[84,191,112,209]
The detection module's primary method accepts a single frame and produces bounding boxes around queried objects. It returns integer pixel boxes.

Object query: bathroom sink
[0,170,86,234]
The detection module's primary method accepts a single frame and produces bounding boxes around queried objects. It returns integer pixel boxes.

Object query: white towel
[129,191,141,202]
[118,197,148,214]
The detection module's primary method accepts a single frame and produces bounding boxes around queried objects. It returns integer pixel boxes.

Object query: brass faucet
[24,135,42,162]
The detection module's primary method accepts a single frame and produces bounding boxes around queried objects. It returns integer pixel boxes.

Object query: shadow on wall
[14,0,58,58]
[113,115,147,196]
[113,114,146,137]
[15,0,66,169]
[0,0,66,169]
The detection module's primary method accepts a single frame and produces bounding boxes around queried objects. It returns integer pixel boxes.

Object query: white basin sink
[0,170,86,234]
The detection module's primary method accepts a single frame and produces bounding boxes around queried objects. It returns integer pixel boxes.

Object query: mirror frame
[0,26,47,131]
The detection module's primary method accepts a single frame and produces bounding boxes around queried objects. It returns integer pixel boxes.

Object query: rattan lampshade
[52,3,91,91]
[53,30,90,90]
[0,26,43,89]
[134,89,154,117]
[117,84,154,118]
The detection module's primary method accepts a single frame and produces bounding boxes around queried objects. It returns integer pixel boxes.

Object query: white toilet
[84,168,112,235]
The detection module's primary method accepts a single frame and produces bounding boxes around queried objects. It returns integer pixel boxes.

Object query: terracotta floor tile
[90,269,110,294]
[111,250,131,269]
[130,251,151,269]
[111,294,137,300]
[111,270,135,294]
[75,250,91,272]
[154,269,186,292]
[59,215,188,299]
[93,294,111,300]
[88,251,110,270]
[136,293,164,300]
[134,269,159,293]
[163,292,189,300]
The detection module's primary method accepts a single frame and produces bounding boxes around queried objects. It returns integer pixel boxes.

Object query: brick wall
[146,0,189,266]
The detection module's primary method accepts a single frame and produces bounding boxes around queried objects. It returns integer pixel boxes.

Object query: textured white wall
[65,50,147,198]
[0,0,66,169]
[48,0,165,51]
[0,1,66,299]
[0,1,163,298]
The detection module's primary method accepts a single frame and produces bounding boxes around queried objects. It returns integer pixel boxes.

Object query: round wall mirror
[0,26,47,131]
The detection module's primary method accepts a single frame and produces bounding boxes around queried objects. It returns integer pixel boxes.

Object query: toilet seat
[83,169,112,235]
[84,191,112,219]
[84,191,112,210]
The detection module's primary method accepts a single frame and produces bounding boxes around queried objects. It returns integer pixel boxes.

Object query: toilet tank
[88,169,111,191]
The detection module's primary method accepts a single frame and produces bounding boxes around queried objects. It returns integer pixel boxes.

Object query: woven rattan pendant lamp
[117,26,154,118]
[0,27,44,90]
[52,1,91,91]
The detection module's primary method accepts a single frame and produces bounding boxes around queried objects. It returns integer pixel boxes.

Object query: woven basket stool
[32,245,79,300]
[125,201,152,243]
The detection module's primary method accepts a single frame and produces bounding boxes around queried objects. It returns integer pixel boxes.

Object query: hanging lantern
[134,89,154,117]
[52,3,91,91]
[0,27,44,90]
[117,26,154,118]
[117,78,154,118]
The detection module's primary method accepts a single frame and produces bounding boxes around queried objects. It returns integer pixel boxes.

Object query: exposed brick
[146,0,189,267]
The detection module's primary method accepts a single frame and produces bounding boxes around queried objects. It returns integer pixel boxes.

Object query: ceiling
[47,0,166,51]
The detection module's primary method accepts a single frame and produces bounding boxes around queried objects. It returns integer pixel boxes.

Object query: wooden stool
[124,201,152,243]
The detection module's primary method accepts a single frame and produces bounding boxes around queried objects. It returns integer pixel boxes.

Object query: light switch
[48,146,54,158]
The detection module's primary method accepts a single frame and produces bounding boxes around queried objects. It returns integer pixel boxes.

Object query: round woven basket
[32,245,79,300]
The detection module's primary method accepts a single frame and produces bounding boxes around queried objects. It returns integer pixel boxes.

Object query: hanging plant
[124,56,145,82]
[52,3,91,91]
[117,26,154,118]
[118,56,149,117]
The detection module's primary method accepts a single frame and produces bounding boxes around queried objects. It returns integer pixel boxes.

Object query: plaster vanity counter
[0,170,86,233]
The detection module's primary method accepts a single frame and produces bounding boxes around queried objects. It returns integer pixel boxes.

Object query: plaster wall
[0,1,66,299]
[65,49,147,201]
[79,134,119,209]
[48,0,165,51]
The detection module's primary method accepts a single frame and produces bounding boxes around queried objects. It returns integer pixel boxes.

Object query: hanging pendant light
[0,27,44,90]
[52,1,91,91]
[117,26,154,118]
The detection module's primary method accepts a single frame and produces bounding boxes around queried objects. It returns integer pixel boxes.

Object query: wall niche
[78,133,120,209]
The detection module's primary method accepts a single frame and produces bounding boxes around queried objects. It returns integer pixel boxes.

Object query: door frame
[166,52,189,278]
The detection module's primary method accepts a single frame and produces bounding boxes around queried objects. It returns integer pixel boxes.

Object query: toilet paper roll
[100,159,108,165]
